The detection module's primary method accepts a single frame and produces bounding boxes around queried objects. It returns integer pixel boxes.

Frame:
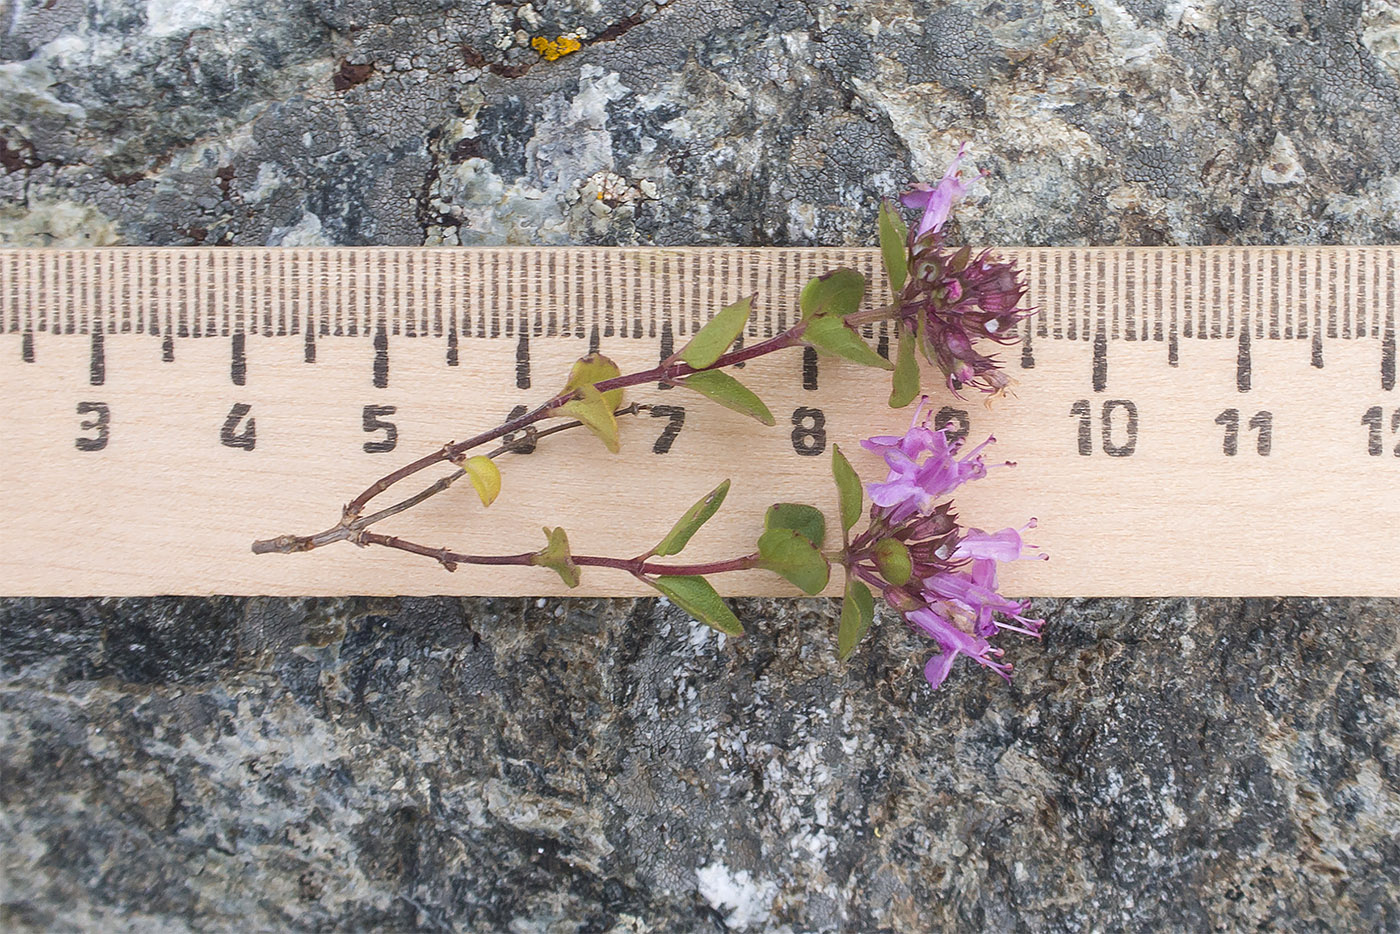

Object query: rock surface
[3,0,1399,930]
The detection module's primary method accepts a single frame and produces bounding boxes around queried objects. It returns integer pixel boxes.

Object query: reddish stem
[344,327,807,517]
[358,531,760,578]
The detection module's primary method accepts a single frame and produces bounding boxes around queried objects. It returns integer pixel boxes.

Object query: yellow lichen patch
[530,35,582,61]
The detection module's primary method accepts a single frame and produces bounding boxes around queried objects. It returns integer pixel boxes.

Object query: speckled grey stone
[3,0,1399,930]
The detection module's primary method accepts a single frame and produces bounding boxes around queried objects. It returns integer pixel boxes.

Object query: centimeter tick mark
[447,325,459,367]
[21,330,34,362]
[1091,326,1106,392]
[657,320,673,390]
[802,346,819,391]
[373,322,388,389]
[515,334,530,389]
[90,330,105,386]
[1383,311,1396,392]
[230,332,246,386]
[1237,326,1252,392]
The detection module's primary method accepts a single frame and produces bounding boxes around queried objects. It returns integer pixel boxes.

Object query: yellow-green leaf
[878,200,909,293]
[805,316,894,370]
[830,444,863,534]
[837,578,875,660]
[652,480,731,557]
[674,370,775,426]
[757,528,830,595]
[650,575,743,636]
[463,455,501,507]
[800,268,866,320]
[531,526,580,588]
[873,538,912,587]
[566,353,624,411]
[559,384,620,453]
[889,330,920,408]
[764,502,825,548]
[677,296,752,369]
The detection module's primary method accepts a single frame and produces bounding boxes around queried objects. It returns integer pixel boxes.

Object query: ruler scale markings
[1357,249,1369,339]
[288,252,298,337]
[1181,250,1193,339]
[1198,250,1208,339]
[1168,253,1180,366]
[1114,247,1125,340]
[1210,251,1221,339]
[548,250,560,337]
[500,252,512,339]
[267,252,277,336]
[472,251,485,340]
[32,252,43,334]
[1328,250,1338,340]
[1374,248,1385,340]
[203,251,214,337]
[431,252,443,340]
[77,252,89,336]
[1385,252,1396,392]
[61,253,72,335]
[392,250,406,338]
[1225,251,1235,339]
[1034,253,1047,338]
[86,252,96,334]
[1312,251,1324,366]
[329,250,341,337]
[772,253,785,335]
[392,250,404,337]
[629,253,641,339]
[1342,250,1352,341]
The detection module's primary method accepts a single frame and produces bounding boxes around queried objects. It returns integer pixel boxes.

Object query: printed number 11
[1215,409,1272,456]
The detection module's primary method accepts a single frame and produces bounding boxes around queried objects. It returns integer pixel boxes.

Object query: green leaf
[677,296,752,369]
[674,370,776,426]
[463,455,501,507]
[878,200,909,293]
[804,316,895,371]
[889,330,920,408]
[757,528,831,595]
[531,526,580,588]
[873,538,912,587]
[558,384,620,453]
[566,353,624,411]
[650,575,744,636]
[830,444,863,535]
[764,502,825,548]
[837,579,875,660]
[651,479,731,557]
[799,268,866,320]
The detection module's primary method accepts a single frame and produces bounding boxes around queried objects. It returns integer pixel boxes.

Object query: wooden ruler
[1,247,1396,597]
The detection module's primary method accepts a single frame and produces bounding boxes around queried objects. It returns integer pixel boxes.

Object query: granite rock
[3,0,1400,930]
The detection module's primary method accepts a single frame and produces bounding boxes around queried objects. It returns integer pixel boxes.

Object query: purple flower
[844,401,1045,689]
[901,142,968,240]
[890,148,1032,398]
[860,399,995,523]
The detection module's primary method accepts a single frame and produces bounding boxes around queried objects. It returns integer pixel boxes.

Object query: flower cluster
[846,399,1045,688]
[895,146,1031,397]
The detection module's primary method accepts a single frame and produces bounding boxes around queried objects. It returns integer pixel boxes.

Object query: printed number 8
[791,407,826,456]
